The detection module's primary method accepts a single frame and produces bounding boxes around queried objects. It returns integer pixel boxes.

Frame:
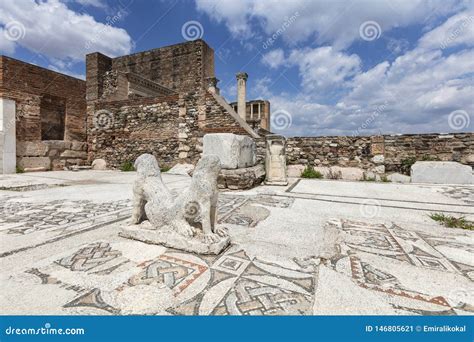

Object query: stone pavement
[0,171,473,315]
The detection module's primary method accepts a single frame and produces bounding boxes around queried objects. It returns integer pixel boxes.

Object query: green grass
[120,161,135,172]
[380,175,391,182]
[301,165,323,179]
[429,213,474,230]
[16,166,24,174]
[400,157,416,175]
[160,166,171,173]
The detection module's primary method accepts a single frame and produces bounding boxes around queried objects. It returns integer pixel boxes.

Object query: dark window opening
[40,94,66,140]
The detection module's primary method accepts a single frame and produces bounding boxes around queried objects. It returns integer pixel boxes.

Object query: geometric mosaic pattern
[327,219,474,313]
[25,243,316,316]
[0,200,131,235]
[56,242,122,272]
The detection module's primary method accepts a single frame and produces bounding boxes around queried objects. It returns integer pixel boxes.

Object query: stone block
[16,141,49,157]
[218,164,265,190]
[91,158,107,170]
[203,133,256,169]
[411,161,473,184]
[387,173,411,183]
[71,141,87,151]
[287,164,305,177]
[17,157,51,170]
[167,163,194,176]
[331,166,364,181]
[44,140,71,150]
[371,154,385,164]
[60,150,88,159]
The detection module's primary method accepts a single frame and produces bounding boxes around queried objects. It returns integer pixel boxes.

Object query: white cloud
[0,27,16,53]
[196,0,464,49]
[288,46,361,94]
[261,49,286,69]
[74,0,107,9]
[419,8,474,50]
[252,10,474,136]
[0,0,132,62]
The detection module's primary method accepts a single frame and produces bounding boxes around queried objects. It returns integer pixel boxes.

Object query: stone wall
[286,133,474,177]
[86,39,214,102]
[87,90,258,169]
[0,56,86,142]
[17,140,87,171]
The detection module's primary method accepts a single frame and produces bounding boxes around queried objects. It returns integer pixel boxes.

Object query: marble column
[236,72,248,120]
[0,98,16,174]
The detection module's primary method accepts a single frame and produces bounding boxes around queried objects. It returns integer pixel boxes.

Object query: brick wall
[86,39,214,102]
[0,56,86,142]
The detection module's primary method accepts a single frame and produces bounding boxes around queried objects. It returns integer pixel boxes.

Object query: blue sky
[0,0,473,136]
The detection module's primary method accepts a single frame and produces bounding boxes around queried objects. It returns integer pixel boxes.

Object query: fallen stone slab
[119,223,230,255]
[91,158,107,170]
[411,161,473,184]
[218,164,265,190]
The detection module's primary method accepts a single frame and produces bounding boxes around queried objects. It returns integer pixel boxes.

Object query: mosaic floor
[1,172,473,315]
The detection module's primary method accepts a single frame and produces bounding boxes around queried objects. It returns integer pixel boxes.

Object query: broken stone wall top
[86,39,215,101]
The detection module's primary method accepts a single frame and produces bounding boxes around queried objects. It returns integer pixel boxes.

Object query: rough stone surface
[167,163,194,176]
[287,164,305,178]
[387,172,411,183]
[91,158,107,170]
[203,133,256,169]
[411,161,473,184]
[218,164,265,190]
[126,153,230,254]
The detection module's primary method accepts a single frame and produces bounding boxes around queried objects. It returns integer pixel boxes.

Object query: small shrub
[429,213,474,230]
[400,157,416,175]
[160,166,171,173]
[421,155,440,161]
[120,161,135,172]
[16,166,24,173]
[380,175,391,182]
[301,165,323,179]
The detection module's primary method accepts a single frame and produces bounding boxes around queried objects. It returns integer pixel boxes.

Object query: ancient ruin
[120,153,230,254]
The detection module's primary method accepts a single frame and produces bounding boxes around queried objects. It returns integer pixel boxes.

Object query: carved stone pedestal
[120,222,230,255]
[265,135,288,185]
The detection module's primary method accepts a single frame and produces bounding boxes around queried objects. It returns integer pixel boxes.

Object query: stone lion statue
[130,153,228,245]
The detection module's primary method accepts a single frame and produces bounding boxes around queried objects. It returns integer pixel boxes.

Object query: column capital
[236,72,248,81]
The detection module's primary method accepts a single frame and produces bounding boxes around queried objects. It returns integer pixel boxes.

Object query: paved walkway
[1,171,473,315]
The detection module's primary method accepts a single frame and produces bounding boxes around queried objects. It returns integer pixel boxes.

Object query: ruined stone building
[0,39,270,173]
[1,39,472,176]
[0,56,87,173]
[86,39,265,169]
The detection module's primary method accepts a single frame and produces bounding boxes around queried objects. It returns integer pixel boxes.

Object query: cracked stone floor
[0,170,473,315]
